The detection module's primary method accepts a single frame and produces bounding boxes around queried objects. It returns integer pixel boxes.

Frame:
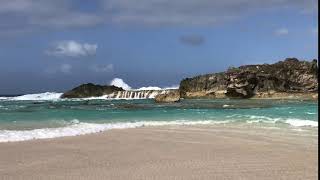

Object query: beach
[1,1,318,179]
[0,124,317,180]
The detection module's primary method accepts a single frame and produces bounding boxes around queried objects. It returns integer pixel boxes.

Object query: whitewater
[0,77,179,101]
[0,117,318,142]
[0,79,317,142]
[0,88,178,101]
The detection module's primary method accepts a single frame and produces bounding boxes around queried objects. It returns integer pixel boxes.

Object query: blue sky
[0,0,318,94]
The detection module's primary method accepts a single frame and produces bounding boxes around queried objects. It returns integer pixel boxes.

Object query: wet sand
[0,125,317,180]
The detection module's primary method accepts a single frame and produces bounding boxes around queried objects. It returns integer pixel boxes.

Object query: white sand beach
[0,125,317,180]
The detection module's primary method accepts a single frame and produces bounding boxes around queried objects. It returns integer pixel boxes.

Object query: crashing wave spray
[106,78,178,99]
[106,89,175,99]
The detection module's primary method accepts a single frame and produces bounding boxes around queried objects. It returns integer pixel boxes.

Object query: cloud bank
[0,0,103,35]
[46,40,97,58]
[103,0,317,26]
[0,0,317,35]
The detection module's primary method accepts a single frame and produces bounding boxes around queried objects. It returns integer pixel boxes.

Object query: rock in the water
[155,90,180,103]
[180,58,318,99]
[61,83,124,98]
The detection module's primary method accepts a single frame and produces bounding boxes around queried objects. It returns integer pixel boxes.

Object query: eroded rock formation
[154,90,180,103]
[180,58,318,99]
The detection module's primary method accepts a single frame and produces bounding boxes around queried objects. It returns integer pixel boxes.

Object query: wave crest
[0,92,63,101]
[0,118,317,142]
[0,120,221,142]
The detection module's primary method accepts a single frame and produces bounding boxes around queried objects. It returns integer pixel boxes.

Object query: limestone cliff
[180,58,318,99]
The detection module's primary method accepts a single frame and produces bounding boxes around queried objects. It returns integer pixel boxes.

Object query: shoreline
[0,120,318,143]
[0,91,317,101]
[181,92,318,100]
[0,124,317,180]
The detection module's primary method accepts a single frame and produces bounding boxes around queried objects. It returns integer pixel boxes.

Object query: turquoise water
[0,97,318,142]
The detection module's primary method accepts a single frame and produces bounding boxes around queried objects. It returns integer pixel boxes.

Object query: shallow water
[0,97,318,142]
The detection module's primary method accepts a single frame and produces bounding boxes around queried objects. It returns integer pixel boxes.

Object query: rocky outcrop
[106,90,172,99]
[155,90,180,103]
[61,83,124,98]
[180,58,318,99]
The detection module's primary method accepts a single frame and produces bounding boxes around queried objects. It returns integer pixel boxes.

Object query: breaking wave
[136,85,179,91]
[0,78,178,101]
[0,92,63,101]
[0,120,223,142]
[0,117,317,142]
[110,78,132,90]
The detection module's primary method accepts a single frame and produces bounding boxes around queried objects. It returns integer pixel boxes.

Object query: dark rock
[180,58,318,99]
[61,83,124,98]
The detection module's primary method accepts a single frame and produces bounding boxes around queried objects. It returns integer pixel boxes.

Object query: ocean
[0,92,318,142]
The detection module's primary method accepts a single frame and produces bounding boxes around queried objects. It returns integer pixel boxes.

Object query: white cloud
[91,64,114,73]
[46,40,97,58]
[110,78,131,90]
[274,28,289,36]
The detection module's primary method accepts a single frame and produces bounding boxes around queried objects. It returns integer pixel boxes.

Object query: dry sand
[0,125,318,180]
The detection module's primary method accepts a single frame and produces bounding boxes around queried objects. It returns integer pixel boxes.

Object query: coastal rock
[312,93,318,99]
[155,90,180,103]
[180,58,318,99]
[106,90,172,99]
[61,83,124,98]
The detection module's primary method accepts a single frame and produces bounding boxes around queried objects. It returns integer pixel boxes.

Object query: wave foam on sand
[0,118,317,142]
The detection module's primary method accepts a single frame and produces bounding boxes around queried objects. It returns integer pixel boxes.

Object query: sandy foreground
[0,125,318,180]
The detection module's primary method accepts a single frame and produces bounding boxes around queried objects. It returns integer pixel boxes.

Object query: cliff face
[180,58,318,99]
[61,83,124,98]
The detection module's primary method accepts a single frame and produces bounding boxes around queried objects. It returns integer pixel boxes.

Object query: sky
[0,0,318,94]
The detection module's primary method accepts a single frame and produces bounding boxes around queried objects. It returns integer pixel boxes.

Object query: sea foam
[0,120,221,142]
[0,118,317,142]
[284,119,318,127]
[225,114,318,127]
[135,85,178,91]
[0,86,178,101]
[0,92,63,101]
